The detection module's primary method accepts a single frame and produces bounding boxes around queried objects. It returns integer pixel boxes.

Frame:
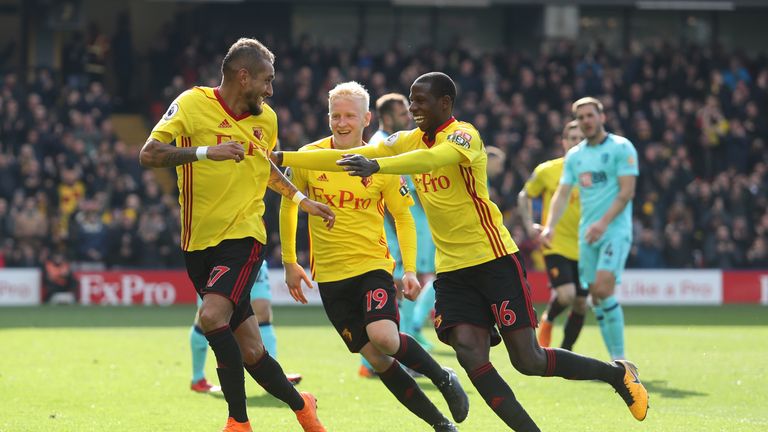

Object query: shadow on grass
[207,391,290,408]
[1,305,766,328]
[643,379,708,399]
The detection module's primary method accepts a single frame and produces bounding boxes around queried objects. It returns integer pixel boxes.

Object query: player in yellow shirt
[139,38,333,432]
[518,120,588,350]
[272,72,649,429]
[280,82,466,432]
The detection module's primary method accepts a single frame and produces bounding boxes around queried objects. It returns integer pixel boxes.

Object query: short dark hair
[562,120,580,137]
[221,38,275,77]
[375,93,408,118]
[414,72,457,105]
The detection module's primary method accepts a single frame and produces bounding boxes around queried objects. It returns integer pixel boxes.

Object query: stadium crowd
[1,28,767,279]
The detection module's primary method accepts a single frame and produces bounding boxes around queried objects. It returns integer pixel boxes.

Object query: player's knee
[572,297,588,314]
[198,307,228,332]
[453,340,487,371]
[241,343,266,365]
[510,349,546,376]
[557,289,576,306]
[369,332,400,356]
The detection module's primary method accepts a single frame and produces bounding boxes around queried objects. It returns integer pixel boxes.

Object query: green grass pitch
[2,305,767,431]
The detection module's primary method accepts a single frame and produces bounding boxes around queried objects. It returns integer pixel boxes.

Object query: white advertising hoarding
[616,270,722,305]
[0,268,41,306]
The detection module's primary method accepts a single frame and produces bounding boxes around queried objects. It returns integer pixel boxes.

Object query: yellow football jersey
[280,137,416,283]
[374,118,518,272]
[524,158,580,260]
[150,86,277,251]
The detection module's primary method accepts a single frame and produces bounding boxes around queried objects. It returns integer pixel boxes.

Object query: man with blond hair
[140,37,333,432]
[280,81,467,432]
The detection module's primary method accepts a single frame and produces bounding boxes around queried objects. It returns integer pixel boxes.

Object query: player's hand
[207,141,245,163]
[269,150,283,166]
[540,226,554,248]
[401,271,422,301]
[299,198,335,229]
[337,154,380,177]
[284,262,313,304]
[527,223,544,242]
[585,220,607,244]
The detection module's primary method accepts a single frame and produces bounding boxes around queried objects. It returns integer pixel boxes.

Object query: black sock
[561,312,585,351]
[469,363,540,432]
[379,360,446,426]
[542,347,624,384]
[244,351,304,411]
[545,297,567,321]
[392,333,447,385]
[205,325,247,422]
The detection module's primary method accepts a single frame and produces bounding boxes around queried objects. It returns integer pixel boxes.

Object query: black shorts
[433,253,537,347]
[184,237,265,330]
[318,270,399,353]
[544,254,588,297]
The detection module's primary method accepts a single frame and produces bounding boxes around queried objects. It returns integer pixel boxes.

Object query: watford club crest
[252,127,263,140]
[361,176,372,188]
[342,328,353,342]
[434,314,443,329]
[550,267,560,279]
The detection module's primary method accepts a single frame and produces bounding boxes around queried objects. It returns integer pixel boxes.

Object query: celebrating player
[358,93,437,379]
[518,120,587,351]
[542,97,639,361]
[272,73,648,430]
[279,82,467,432]
[189,261,301,393]
[139,38,333,432]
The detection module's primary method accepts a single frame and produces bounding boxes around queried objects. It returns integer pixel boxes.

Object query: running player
[518,120,587,351]
[272,73,649,430]
[359,93,436,379]
[542,97,639,361]
[189,261,301,393]
[280,82,467,432]
[140,38,333,432]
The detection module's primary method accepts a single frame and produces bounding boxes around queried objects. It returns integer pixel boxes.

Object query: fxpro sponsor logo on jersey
[215,133,266,157]
[413,173,451,193]
[310,187,373,210]
[77,271,196,306]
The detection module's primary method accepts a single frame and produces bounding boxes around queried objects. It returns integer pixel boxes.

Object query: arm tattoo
[158,146,198,167]
[267,161,299,198]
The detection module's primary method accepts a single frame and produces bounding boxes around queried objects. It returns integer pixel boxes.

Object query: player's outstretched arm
[271,145,385,171]
[542,183,573,247]
[338,144,464,177]
[268,161,335,229]
[139,138,245,168]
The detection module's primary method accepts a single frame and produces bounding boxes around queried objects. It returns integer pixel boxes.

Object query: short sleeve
[374,130,410,157]
[150,90,196,144]
[616,141,639,177]
[382,175,415,213]
[524,164,547,197]
[443,128,481,163]
[561,151,577,185]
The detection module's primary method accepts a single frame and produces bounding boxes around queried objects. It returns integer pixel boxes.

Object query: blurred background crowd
[1,9,767,277]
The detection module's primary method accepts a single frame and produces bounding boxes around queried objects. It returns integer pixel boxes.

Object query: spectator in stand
[43,251,77,303]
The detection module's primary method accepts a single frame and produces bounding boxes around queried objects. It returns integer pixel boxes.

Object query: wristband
[292,191,306,204]
[196,146,209,160]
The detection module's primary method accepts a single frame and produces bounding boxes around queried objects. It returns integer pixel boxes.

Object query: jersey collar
[421,116,456,148]
[214,87,251,121]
